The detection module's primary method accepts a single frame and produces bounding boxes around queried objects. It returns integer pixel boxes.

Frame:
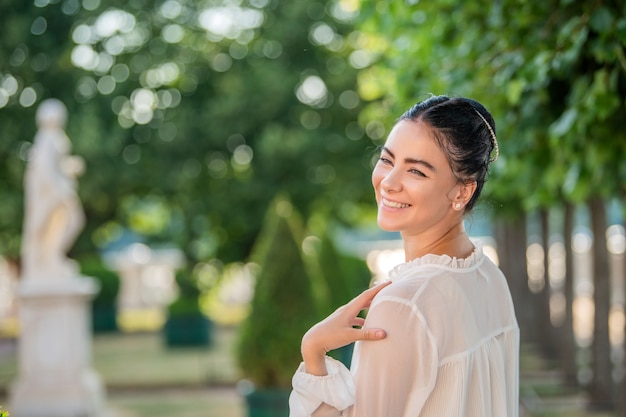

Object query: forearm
[301,332,328,376]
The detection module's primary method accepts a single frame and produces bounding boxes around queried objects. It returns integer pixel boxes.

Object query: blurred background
[0,0,625,416]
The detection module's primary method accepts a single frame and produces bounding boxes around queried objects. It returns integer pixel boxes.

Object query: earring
[455,202,462,210]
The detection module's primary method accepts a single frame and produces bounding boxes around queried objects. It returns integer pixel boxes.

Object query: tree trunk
[588,198,614,409]
[561,202,578,386]
[539,208,558,360]
[495,214,535,343]
[622,207,626,417]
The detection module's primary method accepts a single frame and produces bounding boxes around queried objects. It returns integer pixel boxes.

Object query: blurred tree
[236,194,320,406]
[0,0,84,261]
[0,0,375,267]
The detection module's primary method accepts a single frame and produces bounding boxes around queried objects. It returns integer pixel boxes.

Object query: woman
[289,95,519,416]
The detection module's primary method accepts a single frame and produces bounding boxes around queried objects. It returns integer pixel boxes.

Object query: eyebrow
[381,147,437,173]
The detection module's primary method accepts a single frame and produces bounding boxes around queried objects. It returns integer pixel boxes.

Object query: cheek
[371,166,383,190]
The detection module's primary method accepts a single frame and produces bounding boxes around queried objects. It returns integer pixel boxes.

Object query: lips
[381,197,411,209]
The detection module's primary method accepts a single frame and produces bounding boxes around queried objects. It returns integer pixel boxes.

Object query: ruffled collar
[388,241,484,281]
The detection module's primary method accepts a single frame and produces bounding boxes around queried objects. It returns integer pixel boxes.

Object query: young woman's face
[372,120,461,236]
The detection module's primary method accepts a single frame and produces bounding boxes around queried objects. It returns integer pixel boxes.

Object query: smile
[382,198,411,209]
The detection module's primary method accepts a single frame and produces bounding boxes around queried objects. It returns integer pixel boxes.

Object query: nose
[380,168,401,193]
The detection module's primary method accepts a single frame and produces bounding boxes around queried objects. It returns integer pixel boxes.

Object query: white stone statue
[21,99,86,281]
[10,98,106,417]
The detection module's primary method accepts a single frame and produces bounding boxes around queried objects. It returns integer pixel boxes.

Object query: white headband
[474,109,499,163]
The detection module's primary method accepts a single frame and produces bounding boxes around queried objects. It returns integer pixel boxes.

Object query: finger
[351,317,366,327]
[363,280,392,298]
[351,327,387,341]
[347,281,392,313]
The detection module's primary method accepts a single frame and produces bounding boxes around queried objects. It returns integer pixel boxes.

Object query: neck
[402,221,474,261]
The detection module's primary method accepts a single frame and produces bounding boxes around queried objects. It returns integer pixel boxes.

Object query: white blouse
[289,243,519,417]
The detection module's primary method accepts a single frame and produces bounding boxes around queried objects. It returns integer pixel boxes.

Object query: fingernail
[375,330,385,338]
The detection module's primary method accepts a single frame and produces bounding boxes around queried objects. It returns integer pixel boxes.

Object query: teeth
[382,198,410,208]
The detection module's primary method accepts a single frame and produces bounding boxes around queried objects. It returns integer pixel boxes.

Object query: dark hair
[399,95,498,211]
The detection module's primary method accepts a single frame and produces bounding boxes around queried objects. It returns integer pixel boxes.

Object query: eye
[409,168,427,178]
[378,156,393,165]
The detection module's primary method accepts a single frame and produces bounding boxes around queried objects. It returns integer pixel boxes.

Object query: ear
[452,181,477,210]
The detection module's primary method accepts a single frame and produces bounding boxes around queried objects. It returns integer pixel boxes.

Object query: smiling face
[372,120,470,238]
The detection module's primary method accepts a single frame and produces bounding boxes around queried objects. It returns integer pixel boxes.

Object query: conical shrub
[303,220,372,366]
[236,194,322,388]
[305,219,372,315]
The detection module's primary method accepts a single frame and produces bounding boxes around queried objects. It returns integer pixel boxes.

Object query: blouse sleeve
[350,294,438,416]
[289,356,355,417]
[289,285,439,417]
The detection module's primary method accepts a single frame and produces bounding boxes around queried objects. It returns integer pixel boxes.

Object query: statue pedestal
[9,276,107,417]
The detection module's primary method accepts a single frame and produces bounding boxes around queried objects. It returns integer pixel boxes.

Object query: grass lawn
[91,327,241,388]
[95,328,246,416]
[0,325,246,417]
[108,387,244,417]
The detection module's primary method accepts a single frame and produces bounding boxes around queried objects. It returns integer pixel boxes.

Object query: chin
[377,219,400,232]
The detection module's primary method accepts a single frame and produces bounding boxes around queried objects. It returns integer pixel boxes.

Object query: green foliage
[0,0,375,265]
[165,266,212,347]
[339,253,372,301]
[168,267,202,316]
[302,223,371,366]
[236,195,321,388]
[357,0,626,212]
[168,297,202,317]
[79,256,119,307]
[79,255,120,332]
[305,219,371,315]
